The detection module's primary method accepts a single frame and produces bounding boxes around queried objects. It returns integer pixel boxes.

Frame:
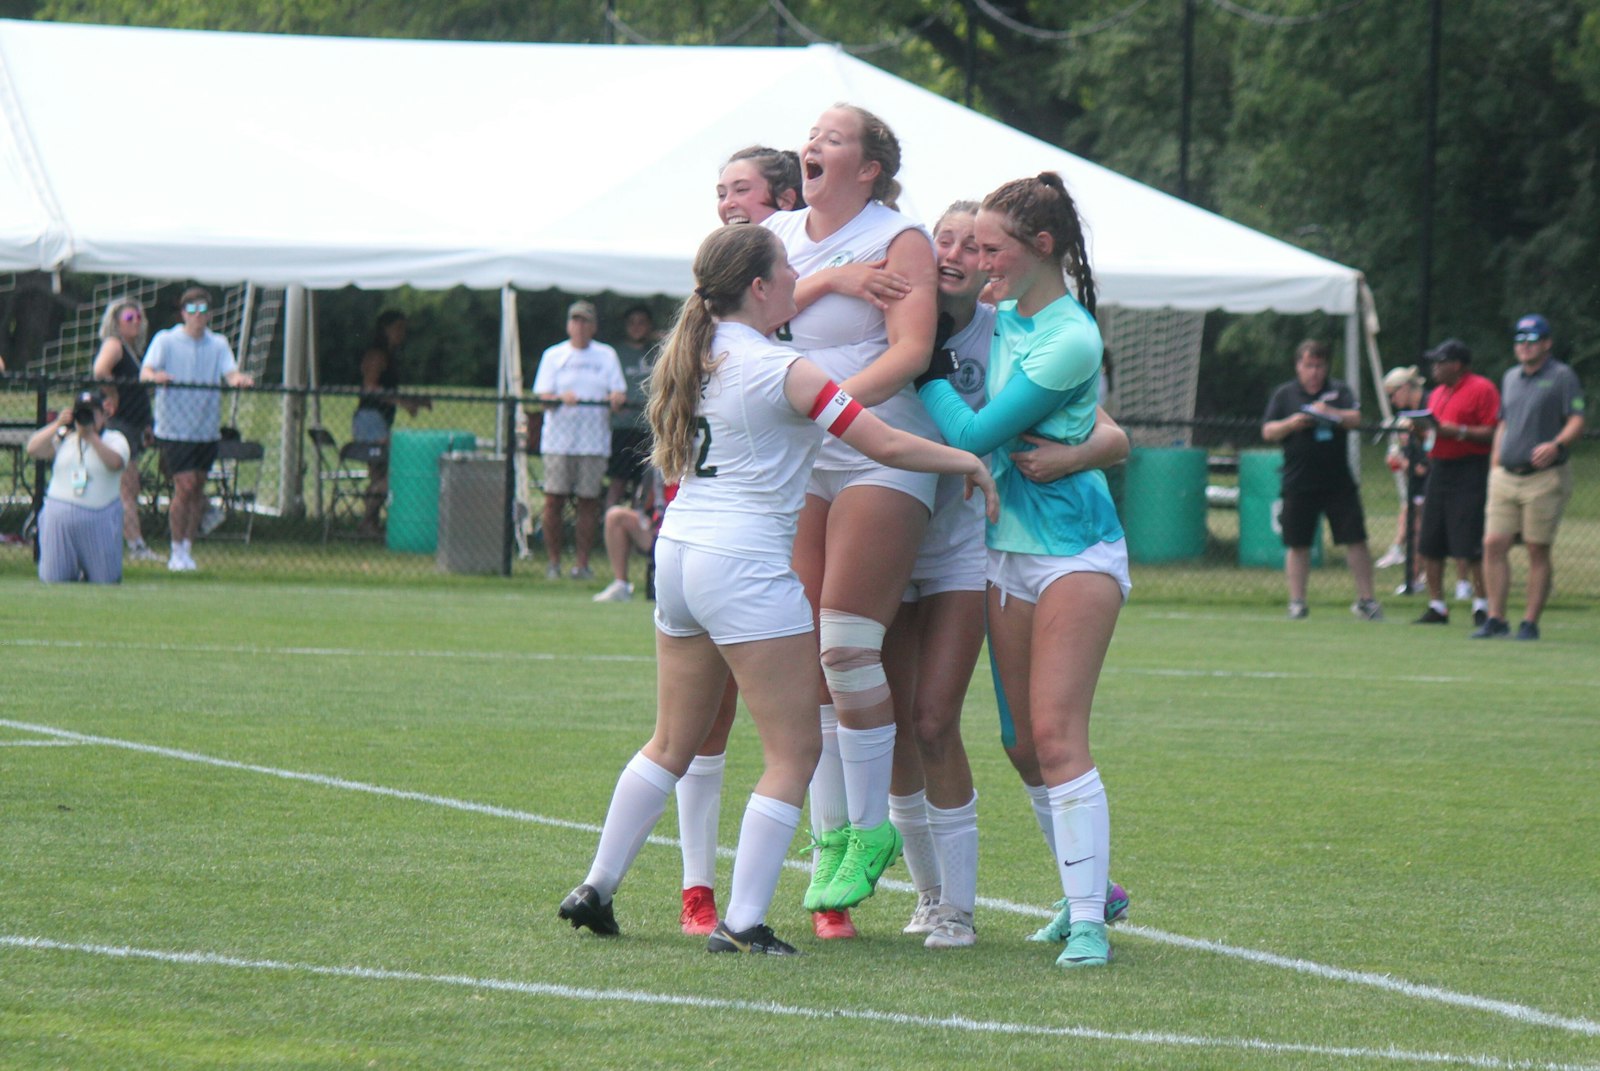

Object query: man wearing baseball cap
[1411,339,1498,627]
[1472,315,1586,640]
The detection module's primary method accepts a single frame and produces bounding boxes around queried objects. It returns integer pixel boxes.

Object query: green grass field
[2,576,1597,1069]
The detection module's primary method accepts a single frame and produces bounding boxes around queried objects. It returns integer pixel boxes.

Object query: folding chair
[207,438,265,543]
[308,426,383,542]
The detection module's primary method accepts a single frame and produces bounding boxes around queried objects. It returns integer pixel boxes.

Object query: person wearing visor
[1474,314,1585,641]
[26,389,130,583]
[141,287,254,572]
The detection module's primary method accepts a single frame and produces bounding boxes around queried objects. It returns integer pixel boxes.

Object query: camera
[72,402,97,427]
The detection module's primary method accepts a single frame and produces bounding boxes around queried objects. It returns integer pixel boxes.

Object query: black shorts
[607,427,650,482]
[1418,455,1489,561]
[107,419,150,459]
[1281,482,1368,548]
[157,438,218,476]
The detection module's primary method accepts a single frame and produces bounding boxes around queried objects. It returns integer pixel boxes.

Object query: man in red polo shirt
[1410,339,1499,627]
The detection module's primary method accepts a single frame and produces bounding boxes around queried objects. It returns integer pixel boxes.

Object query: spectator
[592,467,667,603]
[1473,314,1586,641]
[532,299,625,580]
[1377,364,1427,591]
[353,310,431,537]
[91,296,160,562]
[26,389,129,583]
[1260,340,1382,621]
[606,305,657,509]
[140,287,254,572]
[1411,340,1498,627]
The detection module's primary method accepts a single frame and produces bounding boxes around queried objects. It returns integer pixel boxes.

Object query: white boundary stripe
[5,718,1597,1039]
[0,739,81,747]
[3,935,1596,1071]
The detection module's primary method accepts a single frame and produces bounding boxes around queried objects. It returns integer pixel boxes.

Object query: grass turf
[1,576,1597,1070]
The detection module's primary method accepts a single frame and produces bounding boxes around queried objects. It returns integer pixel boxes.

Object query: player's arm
[836,231,937,406]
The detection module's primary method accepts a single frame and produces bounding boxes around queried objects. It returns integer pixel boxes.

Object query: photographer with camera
[25,389,131,583]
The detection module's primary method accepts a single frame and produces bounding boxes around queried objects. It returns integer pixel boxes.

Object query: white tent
[0,18,1361,315]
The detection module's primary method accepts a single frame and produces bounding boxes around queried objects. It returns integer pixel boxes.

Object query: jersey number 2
[693,417,719,477]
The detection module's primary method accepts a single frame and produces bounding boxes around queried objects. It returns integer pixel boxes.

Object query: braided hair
[981,172,1097,317]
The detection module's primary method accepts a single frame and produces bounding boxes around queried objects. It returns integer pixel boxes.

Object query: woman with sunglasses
[92,297,158,561]
[559,223,994,955]
[918,173,1129,969]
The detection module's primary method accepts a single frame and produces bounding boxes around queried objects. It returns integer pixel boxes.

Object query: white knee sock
[837,723,896,828]
[1024,781,1054,861]
[583,752,677,899]
[1047,768,1110,925]
[808,704,848,837]
[889,790,939,895]
[927,793,979,915]
[724,794,803,933]
[676,752,725,889]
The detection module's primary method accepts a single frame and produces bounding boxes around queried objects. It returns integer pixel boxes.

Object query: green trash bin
[1121,446,1207,563]
[387,429,477,554]
[1237,449,1322,568]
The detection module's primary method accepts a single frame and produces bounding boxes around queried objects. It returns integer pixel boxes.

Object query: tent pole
[279,285,308,516]
[1345,304,1362,480]
[500,285,530,560]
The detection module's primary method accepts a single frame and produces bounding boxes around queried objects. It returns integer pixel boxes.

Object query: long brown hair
[724,145,805,211]
[836,103,902,210]
[648,226,783,480]
[982,172,1097,316]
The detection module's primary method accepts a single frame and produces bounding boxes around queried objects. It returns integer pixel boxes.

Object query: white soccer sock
[1024,781,1054,861]
[676,752,725,889]
[583,752,677,900]
[1048,768,1110,925]
[889,790,939,895]
[837,722,896,828]
[927,792,979,915]
[808,704,848,838]
[724,794,803,932]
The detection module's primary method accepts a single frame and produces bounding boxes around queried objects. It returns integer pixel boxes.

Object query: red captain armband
[808,382,864,437]
[663,482,679,504]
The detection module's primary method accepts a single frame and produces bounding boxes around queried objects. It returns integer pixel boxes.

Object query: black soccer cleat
[706,919,799,956]
[559,884,620,936]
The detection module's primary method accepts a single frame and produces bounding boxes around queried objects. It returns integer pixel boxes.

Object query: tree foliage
[11,0,1599,408]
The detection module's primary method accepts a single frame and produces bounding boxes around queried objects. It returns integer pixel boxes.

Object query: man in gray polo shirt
[1472,314,1585,640]
[140,287,254,572]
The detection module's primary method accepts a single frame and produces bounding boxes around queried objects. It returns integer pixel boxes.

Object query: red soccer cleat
[811,908,857,939]
[680,885,719,936]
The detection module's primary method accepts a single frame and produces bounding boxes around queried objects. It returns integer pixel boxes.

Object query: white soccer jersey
[658,322,824,562]
[919,302,995,565]
[764,203,940,469]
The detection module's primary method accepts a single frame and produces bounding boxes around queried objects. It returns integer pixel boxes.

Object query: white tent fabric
[0,19,1360,314]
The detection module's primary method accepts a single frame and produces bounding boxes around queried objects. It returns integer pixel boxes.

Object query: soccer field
[2,578,1597,1070]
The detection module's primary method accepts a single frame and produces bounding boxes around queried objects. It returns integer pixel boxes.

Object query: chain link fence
[4,377,1596,603]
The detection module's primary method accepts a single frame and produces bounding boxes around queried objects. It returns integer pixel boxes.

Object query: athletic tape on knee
[818,609,889,712]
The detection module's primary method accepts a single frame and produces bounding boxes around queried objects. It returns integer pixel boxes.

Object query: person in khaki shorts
[1473,314,1586,641]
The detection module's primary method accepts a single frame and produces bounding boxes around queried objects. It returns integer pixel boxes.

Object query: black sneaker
[707,919,799,956]
[559,884,620,935]
[1515,620,1540,641]
[1413,606,1449,625]
[1470,617,1510,639]
[1473,607,1488,628]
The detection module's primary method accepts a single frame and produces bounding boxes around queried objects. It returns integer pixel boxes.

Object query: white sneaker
[591,579,633,603]
[923,904,976,949]
[167,554,196,573]
[1454,580,1474,602]
[1374,544,1404,569]
[903,890,941,935]
[127,543,165,563]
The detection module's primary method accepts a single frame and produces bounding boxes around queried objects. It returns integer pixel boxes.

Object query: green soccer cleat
[1056,920,1111,969]
[818,819,903,910]
[801,827,851,912]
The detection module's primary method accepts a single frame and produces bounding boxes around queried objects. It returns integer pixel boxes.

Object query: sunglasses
[120,310,142,323]
[1513,333,1544,343]
[184,302,210,315]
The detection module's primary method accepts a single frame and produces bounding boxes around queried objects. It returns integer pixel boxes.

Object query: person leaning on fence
[1260,339,1382,622]
[532,299,625,581]
[140,287,254,573]
[92,295,161,563]
[26,389,129,583]
[1473,314,1586,641]
[605,305,658,510]
[1411,339,1498,629]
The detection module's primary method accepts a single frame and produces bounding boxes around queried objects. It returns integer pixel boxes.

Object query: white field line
[2,936,1597,1071]
[4,717,1598,1040]
[0,738,81,747]
[0,637,1512,685]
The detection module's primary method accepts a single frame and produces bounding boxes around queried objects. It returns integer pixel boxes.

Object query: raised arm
[836,230,937,407]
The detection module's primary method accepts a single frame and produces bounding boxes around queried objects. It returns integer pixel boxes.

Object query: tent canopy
[0,19,1359,313]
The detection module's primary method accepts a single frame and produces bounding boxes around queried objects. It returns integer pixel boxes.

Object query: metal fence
[4,377,1597,605]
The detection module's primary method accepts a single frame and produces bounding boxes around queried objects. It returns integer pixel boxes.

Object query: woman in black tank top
[92,297,158,559]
